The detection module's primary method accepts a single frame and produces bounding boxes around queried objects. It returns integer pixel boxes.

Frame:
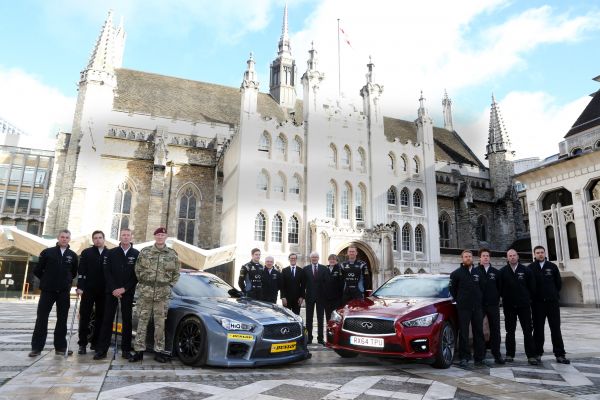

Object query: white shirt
[60,247,67,255]
[121,244,131,255]
[539,261,545,269]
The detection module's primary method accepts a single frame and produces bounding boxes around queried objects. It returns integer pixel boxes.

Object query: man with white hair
[262,256,281,303]
[303,251,327,344]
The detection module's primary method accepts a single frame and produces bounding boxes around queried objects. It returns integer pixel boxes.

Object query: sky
[1,0,599,161]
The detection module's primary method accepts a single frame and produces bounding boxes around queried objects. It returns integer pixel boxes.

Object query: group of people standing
[450,246,569,367]
[29,227,180,363]
[237,245,371,344]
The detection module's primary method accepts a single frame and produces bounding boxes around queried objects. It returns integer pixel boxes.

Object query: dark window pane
[111,216,120,239]
[188,196,196,219]
[120,216,129,230]
[566,222,579,259]
[122,191,132,214]
[177,220,186,241]
[546,226,557,261]
[113,190,122,213]
[186,221,194,244]
[179,196,188,218]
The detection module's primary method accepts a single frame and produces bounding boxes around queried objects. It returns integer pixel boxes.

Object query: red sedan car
[326,274,457,368]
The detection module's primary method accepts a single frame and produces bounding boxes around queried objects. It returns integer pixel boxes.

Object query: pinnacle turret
[86,10,125,72]
[486,95,513,158]
[442,90,454,131]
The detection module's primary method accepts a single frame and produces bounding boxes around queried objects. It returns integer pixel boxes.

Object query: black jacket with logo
[77,246,108,293]
[499,263,536,308]
[322,264,344,301]
[529,260,561,302]
[34,244,79,291]
[103,245,139,295]
[477,264,502,307]
[262,267,282,303]
[449,264,485,310]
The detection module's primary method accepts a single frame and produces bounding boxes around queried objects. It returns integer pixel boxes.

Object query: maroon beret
[153,227,167,235]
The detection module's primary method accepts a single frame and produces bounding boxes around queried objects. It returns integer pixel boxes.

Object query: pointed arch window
[291,137,302,162]
[402,224,411,251]
[392,223,399,251]
[439,213,451,248]
[254,212,266,241]
[357,147,366,173]
[342,146,351,169]
[273,173,285,194]
[326,182,336,218]
[275,135,286,160]
[355,184,365,221]
[400,188,410,207]
[272,214,283,242]
[111,181,133,239]
[413,190,423,208]
[401,155,408,172]
[476,215,488,242]
[388,153,395,171]
[387,187,397,206]
[341,183,351,220]
[177,187,198,244]
[329,144,337,167]
[288,215,299,244]
[289,174,300,195]
[258,132,271,154]
[414,156,420,174]
[257,171,269,192]
[415,225,424,252]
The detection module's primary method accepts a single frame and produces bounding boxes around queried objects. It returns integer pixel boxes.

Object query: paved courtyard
[0,301,599,399]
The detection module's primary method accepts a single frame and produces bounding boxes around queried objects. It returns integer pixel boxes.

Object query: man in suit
[304,251,327,344]
[280,253,304,315]
[323,254,344,322]
[262,256,281,303]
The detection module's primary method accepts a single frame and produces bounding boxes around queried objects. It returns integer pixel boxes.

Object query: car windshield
[373,276,450,298]
[172,274,234,298]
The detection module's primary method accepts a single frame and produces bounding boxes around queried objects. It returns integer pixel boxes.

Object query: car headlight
[401,313,439,327]
[215,317,255,331]
[330,310,342,324]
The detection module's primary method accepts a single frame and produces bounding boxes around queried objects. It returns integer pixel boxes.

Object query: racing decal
[227,333,254,341]
[271,341,297,353]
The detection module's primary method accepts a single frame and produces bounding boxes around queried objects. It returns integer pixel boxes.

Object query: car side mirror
[228,288,244,298]
[365,289,373,297]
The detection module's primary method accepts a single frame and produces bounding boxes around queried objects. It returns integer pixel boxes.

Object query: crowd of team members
[28,227,180,363]
[449,247,569,367]
[238,245,371,344]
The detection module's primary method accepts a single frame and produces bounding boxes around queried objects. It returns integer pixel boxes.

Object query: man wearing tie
[323,254,344,321]
[262,256,281,303]
[303,252,327,344]
[280,253,305,315]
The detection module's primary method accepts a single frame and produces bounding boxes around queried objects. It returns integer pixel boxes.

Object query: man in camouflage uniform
[129,227,180,363]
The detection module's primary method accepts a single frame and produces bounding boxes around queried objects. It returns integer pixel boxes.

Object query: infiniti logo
[280,327,290,334]
[361,322,373,329]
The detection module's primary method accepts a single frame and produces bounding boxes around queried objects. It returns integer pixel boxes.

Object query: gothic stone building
[44,9,523,288]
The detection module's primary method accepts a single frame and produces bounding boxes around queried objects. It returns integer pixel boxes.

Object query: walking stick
[112,296,121,360]
[65,294,80,358]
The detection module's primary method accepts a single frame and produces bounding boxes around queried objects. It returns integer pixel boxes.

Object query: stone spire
[278,2,291,56]
[269,3,297,109]
[360,56,383,123]
[241,52,259,115]
[307,41,318,72]
[241,52,259,90]
[301,42,325,116]
[81,10,125,84]
[486,94,513,158]
[417,91,431,122]
[442,90,454,131]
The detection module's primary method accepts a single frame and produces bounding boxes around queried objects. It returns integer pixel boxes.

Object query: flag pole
[337,18,341,97]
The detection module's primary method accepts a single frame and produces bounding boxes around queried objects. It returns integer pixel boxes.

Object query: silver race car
[134,270,310,367]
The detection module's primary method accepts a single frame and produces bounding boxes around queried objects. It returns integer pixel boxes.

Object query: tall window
[254,212,266,241]
[329,144,337,167]
[291,137,302,162]
[415,225,424,252]
[414,156,420,174]
[439,213,451,248]
[257,171,269,192]
[272,214,283,242]
[566,222,579,259]
[357,148,366,172]
[111,181,132,239]
[388,153,395,171]
[387,187,397,206]
[326,182,336,218]
[288,215,299,244]
[273,173,285,194]
[401,155,408,172]
[342,146,351,169]
[258,132,270,154]
[413,190,423,208]
[545,226,557,260]
[402,224,411,251]
[392,223,398,251]
[476,215,487,242]
[400,188,410,206]
[355,184,365,221]
[289,174,300,195]
[177,187,197,244]
[341,184,351,219]
[275,135,286,159]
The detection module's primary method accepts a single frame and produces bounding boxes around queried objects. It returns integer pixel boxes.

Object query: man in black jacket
[499,249,538,365]
[238,248,264,300]
[476,248,505,364]
[323,254,344,322]
[449,249,486,367]
[529,245,569,364]
[29,229,79,357]
[304,252,327,344]
[94,228,139,360]
[262,256,281,303]
[280,253,304,315]
[76,230,108,354]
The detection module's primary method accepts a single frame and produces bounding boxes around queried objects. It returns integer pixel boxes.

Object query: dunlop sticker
[227,333,254,341]
[270,341,296,353]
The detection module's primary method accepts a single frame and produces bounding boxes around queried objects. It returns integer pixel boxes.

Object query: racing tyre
[175,316,207,366]
[433,321,455,369]
[334,349,358,358]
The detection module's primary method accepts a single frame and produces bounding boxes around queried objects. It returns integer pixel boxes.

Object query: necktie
[292,267,295,278]
[313,265,317,281]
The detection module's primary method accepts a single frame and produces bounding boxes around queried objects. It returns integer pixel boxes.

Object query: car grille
[263,323,302,340]
[343,317,396,335]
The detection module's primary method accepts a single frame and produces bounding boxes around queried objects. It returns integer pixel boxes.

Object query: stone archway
[335,241,379,289]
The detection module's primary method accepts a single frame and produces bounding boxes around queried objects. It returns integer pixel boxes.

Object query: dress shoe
[90,344,96,351]
[317,338,325,345]
[307,337,313,344]
[56,349,73,356]
[528,357,539,365]
[536,355,542,363]
[494,357,506,365]
[93,351,107,360]
[122,351,133,359]
[78,345,87,355]
[458,359,468,367]
[129,351,144,362]
[505,356,514,362]
[556,356,571,364]
[154,353,170,363]
[28,350,41,357]
[474,360,488,367]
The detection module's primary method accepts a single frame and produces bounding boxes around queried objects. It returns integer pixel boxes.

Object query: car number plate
[350,336,384,348]
[270,341,296,353]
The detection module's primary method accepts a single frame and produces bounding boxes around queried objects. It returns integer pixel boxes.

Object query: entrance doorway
[336,242,377,289]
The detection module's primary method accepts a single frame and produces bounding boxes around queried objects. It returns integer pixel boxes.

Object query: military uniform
[238,261,264,300]
[340,259,370,303]
[133,244,180,355]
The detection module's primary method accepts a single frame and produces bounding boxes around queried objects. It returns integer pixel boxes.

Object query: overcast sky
[1,0,599,161]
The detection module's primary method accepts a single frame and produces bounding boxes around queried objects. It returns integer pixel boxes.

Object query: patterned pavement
[0,300,599,399]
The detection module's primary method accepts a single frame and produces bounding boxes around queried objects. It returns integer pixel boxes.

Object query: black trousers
[78,289,105,347]
[96,294,133,353]
[285,299,301,315]
[503,305,535,358]
[305,298,325,341]
[342,289,362,304]
[531,300,565,357]
[247,288,263,301]
[457,307,485,361]
[324,299,342,322]
[31,289,70,351]
[483,304,502,358]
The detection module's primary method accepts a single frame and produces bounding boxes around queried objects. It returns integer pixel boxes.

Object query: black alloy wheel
[175,316,207,366]
[433,321,455,369]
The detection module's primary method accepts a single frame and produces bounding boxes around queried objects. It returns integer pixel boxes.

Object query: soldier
[129,227,180,363]
[238,248,264,300]
[29,229,79,357]
[76,230,108,354]
[340,245,371,303]
[262,256,281,303]
[323,254,344,322]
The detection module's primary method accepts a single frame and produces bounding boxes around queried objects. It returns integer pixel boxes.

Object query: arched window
[571,147,583,156]
[414,156,420,174]
[326,182,336,218]
[387,187,397,206]
[256,171,269,192]
[177,186,199,245]
[476,215,488,242]
[273,173,285,194]
[595,218,600,256]
[355,184,365,221]
[272,214,283,242]
[402,224,411,251]
[291,136,302,162]
[566,222,579,259]
[413,189,423,208]
[401,155,408,172]
[388,152,395,171]
[258,132,270,154]
[111,181,133,239]
[341,183,351,219]
[357,147,366,172]
[289,174,301,195]
[288,215,299,244]
[275,135,286,160]
[342,146,351,169]
[392,223,399,251]
[439,212,451,248]
[329,144,337,167]
[415,225,424,252]
[545,226,557,261]
[542,188,573,210]
[400,188,410,207]
[254,212,266,241]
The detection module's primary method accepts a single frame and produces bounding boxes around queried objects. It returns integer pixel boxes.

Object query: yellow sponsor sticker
[112,322,122,333]
[227,333,254,341]
[270,341,297,353]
